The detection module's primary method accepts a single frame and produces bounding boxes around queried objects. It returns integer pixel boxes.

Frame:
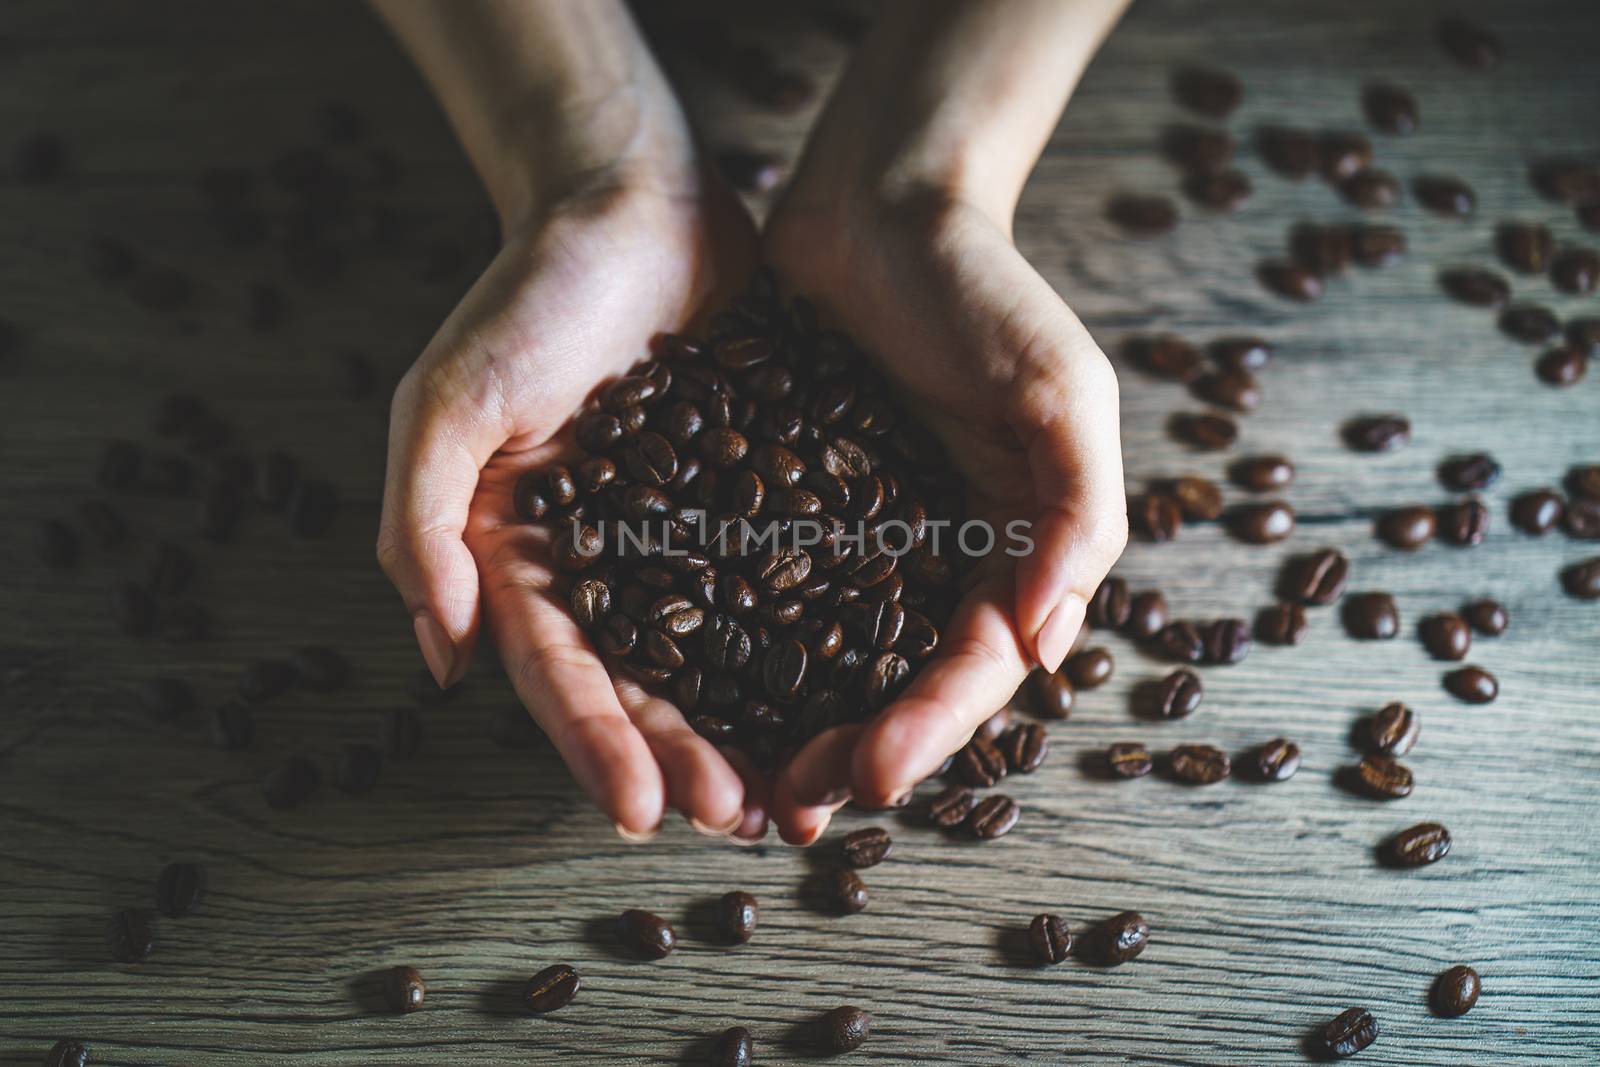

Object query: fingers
[1009,310,1129,672]
[771,724,866,845]
[721,747,772,844]
[850,577,1031,807]
[615,681,747,836]
[377,359,511,688]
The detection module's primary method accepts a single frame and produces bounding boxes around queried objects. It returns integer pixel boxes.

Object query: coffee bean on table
[1132,492,1184,541]
[1438,16,1501,68]
[1125,591,1169,640]
[1001,722,1049,773]
[1026,670,1075,719]
[1028,914,1073,964]
[957,734,1007,787]
[1343,593,1399,639]
[711,1026,754,1067]
[617,909,676,958]
[1440,268,1510,307]
[1256,603,1307,646]
[1531,160,1600,204]
[1564,557,1600,599]
[1377,506,1436,550]
[824,867,869,914]
[716,891,758,944]
[1367,703,1419,757]
[210,704,254,750]
[1340,168,1401,209]
[1343,415,1410,453]
[1536,346,1588,386]
[1257,261,1324,300]
[1553,247,1599,294]
[842,827,893,868]
[1131,334,1202,380]
[240,659,295,701]
[1098,911,1149,965]
[1433,965,1481,1017]
[1319,1007,1378,1058]
[1291,222,1353,276]
[1443,666,1498,703]
[1147,669,1200,719]
[384,965,426,1013]
[1184,170,1252,211]
[1153,622,1205,665]
[1087,576,1131,629]
[816,1006,871,1053]
[1363,83,1418,134]
[1462,599,1508,635]
[291,646,349,692]
[110,582,157,637]
[1169,744,1230,785]
[928,785,977,829]
[1257,126,1318,180]
[524,963,580,1013]
[1230,501,1295,544]
[45,1039,89,1067]
[1288,548,1349,606]
[1065,648,1113,689]
[1201,619,1251,664]
[106,908,154,963]
[1168,476,1225,521]
[969,795,1021,840]
[1172,66,1241,117]
[264,756,320,809]
[1162,124,1234,173]
[1108,194,1178,235]
[1413,175,1475,217]
[1230,455,1294,492]
[335,744,382,794]
[1251,737,1300,782]
[1389,822,1451,866]
[1498,221,1554,274]
[1438,497,1491,547]
[1171,412,1239,450]
[1318,131,1373,182]
[1353,224,1408,267]
[1500,304,1561,343]
[1418,612,1471,660]
[1510,489,1565,534]
[1566,496,1600,539]
[1569,321,1600,355]
[156,862,206,918]
[1355,755,1414,799]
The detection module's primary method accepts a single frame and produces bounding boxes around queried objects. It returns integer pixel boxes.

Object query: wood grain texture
[2,0,1599,1063]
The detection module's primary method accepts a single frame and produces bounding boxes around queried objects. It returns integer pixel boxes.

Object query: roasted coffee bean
[1499,223,1555,277]
[1108,194,1178,235]
[1352,225,1408,267]
[1257,126,1318,180]
[864,652,910,709]
[1148,669,1201,720]
[1462,599,1508,636]
[824,867,869,914]
[1169,744,1230,785]
[1255,602,1307,645]
[1253,737,1300,782]
[1087,576,1131,629]
[1444,666,1498,704]
[928,784,977,829]
[1027,670,1075,719]
[1153,622,1205,665]
[1290,222,1353,276]
[1133,334,1202,380]
[1363,83,1418,135]
[1099,911,1149,965]
[570,578,613,627]
[1418,612,1471,661]
[1438,16,1501,69]
[1377,505,1436,550]
[716,891,759,944]
[1172,412,1239,451]
[1511,489,1565,534]
[1028,914,1073,964]
[1343,592,1399,640]
[842,827,893,869]
[1125,591,1170,640]
[1367,702,1419,757]
[1229,455,1294,493]
[384,965,426,1013]
[155,862,206,918]
[44,1039,89,1067]
[1162,124,1234,174]
[106,908,154,963]
[1184,170,1252,211]
[210,704,254,751]
[1319,131,1373,182]
[1413,175,1474,217]
[1536,345,1589,386]
[1567,496,1600,539]
[711,1026,754,1067]
[1570,321,1600,355]
[1440,267,1511,308]
[383,708,423,758]
[969,795,1020,839]
[1340,168,1401,209]
[957,734,1007,787]
[263,756,320,809]
[1553,247,1599,295]
[705,615,753,671]
[1065,648,1113,690]
[1201,619,1250,665]
[1531,160,1600,204]
[616,909,676,959]
[1343,414,1410,452]
[1438,453,1501,492]
[1437,497,1490,548]
[816,1006,871,1053]
[1001,723,1049,774]
[1257,261,1323,300]
[524,963,580,1013]
[1210,336,1272,372]
[335,744,382,794]
[110,582,157,637]
[1172,66,1241,117]
[1290,548,1349,605]
[575,456,617,494]
[1132,492,1184,542]
[1433,965,1481,1017]
[1390,822,1451,866]
[1108,742,1154,779]
[240,659,295,702]
[974,706,1011,743]
[136,677,194,720]
[1566,557,1600,599]
[1168,476,1224,521]
[1320,1007,1378,1058]
[1500,304,1561,343]
[1230,501,1295,544]
[1355,755,1414,799]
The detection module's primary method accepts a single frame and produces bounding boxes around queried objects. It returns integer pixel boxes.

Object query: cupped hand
[762,186,1129,844]
[377,169,769,843]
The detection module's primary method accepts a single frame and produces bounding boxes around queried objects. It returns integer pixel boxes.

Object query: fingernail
[614,820,661,844]
[690,812,744,836]
[413,611,456,689]
[1036,592,1087,674]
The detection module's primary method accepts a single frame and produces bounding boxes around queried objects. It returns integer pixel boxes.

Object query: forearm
[792,0,1130,223]
[370,0,694,229]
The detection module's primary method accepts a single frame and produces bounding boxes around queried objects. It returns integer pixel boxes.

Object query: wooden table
[3,1,1598,1063]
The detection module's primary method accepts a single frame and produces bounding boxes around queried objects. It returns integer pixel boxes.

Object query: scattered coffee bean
[384,965,426,1013]
[1439,268,1510,307]
[1418,613,1471,661]
[1230,501,1295,544]
[1340,168,1401,209]
[1500,304,1561,344]
[1257,260,1324,300]
[1028,914,1073,964]
[1571,465,1600,500]
[1291,222,1353,276]
[1363,83,1418,135]
[928,785,977,829]
[1107,742,1154,779]
[1087,576,1131,629]
[264,756,320,810]
[842,827,893,869]
[1352,224,1408,267]
[1433,965,1481,1017]
[106,908,154,963]
[1108,194,1178,235]
[1319,131,1373,182]
[1026,670,1075,719]
[824,867,869,914]
[1319,1007,1378,1058]
[155,862,206,919]
[1065,647,1114,689]
[969,795,1021,839]
[1167,476,1225,521]
[1376,505,1436,550]
[975,707,1011,743]
[1099,911,1150,965]
[1563,557,1600,599]
[1461,599,1508,636]
[1413,175,1474,217]
[1343,414,1410,452]
[1184,170,1252,211]
[44,1039,89,1067]
[1552,247,1599,294]
[1125,591,1170,640]
[711,1026,754,1067]
[1536,345,1588,386]
[1162,124,1235,174]
[1438,453,1500,492]
[1355,755,1414,799]
[815,1006,871,1053]
[1151,668,1202,718]
[1201,618,1251,665]
[1443,666,1498,703]
[1367,703,1419,757]
[1172,66,1241,117]
[1289,548,1349,606]
[1254,737,1301,782]
[957,734,1007,787]
[1230,455,1294,492]
[1438,497,1490,547]
[1132,334,1202,381]
[1498,222,1554,274]
[1511,489,1565,534]
[1256,602,1307,645]
[524,963,580,1013]
[1001,722,1049,774]
[1566,496,1600,538]
[1171,412,1239,451]
[1438,16,1501,69]
[210,704,254,750]
[1132,491,1184,541]
[1152,622,1205,665]
[1170,744,1230,785]
[1568,321,1600,355]
[1343,592,1399,640]
[1532,160,1600,204]
[616,908,676,958]
[1257,125,1319,180]
[716,891,758,944]
[1389,822,1451,866]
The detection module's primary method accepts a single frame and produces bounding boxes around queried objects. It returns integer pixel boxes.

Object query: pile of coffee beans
[517,270,965,766]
